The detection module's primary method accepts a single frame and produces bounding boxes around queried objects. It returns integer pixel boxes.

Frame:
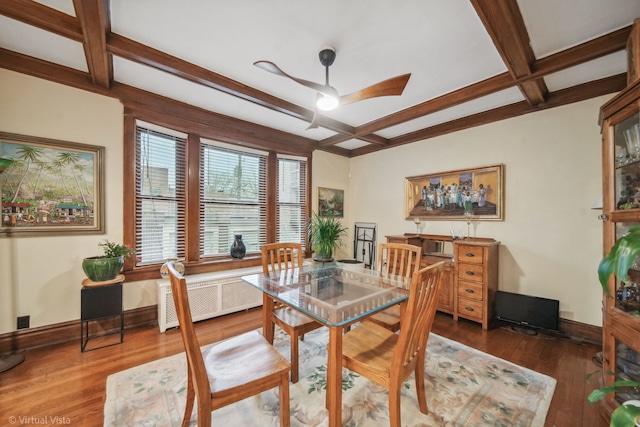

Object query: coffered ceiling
[0,0,639,157]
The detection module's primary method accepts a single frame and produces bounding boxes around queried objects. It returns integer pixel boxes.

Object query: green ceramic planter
[82,256,123,282]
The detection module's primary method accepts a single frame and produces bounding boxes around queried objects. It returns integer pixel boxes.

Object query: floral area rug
[104,327,556,427]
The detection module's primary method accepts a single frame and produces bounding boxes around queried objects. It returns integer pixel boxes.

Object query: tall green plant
[307,212,348,261]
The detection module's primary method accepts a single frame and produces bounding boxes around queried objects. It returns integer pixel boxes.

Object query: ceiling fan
[254,47,411,129]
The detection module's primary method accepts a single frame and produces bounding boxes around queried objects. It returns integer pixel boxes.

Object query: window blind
[135,126,186,265]
[277,156,307,250]
[200,141,267,257]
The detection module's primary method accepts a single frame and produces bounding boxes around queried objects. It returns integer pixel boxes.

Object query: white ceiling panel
[544,51,628,92]
[0,15,87,72]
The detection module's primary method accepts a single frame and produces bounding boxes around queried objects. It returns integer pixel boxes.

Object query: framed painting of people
[405,164,504,221]
[0,132,105,236]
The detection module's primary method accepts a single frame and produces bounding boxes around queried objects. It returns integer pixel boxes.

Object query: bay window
[125,117,310,280]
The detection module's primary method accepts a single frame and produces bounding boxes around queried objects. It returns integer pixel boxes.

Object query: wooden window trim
[122,106,312,282]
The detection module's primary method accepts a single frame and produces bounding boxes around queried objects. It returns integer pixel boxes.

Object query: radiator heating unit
[157,265,264,332]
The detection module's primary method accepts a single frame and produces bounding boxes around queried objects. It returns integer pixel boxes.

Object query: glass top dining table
[242,262,412,427]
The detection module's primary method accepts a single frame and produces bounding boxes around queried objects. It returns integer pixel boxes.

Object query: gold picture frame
[0,132,105,235]
[405,164,504,220]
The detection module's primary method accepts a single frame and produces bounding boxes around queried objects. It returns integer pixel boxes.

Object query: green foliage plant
[98,239,136,260]
[307,212,348,261]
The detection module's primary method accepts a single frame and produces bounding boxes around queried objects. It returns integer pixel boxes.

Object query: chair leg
[388,386,402,427]
[415,362,428,414]
[182,370,195,427]
[290,332,299,383]
[279,372,291,427]
[196,398,211,427]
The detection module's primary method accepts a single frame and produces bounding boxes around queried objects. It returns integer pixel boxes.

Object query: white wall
[313,96,608,326]
[0,69,608,333]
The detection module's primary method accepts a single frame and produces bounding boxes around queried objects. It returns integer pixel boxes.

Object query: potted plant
[593,225,640,426]
[307,212,348,262]
[82,240,135,282]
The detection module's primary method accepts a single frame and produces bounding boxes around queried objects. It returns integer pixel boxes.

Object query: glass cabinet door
[614,222,640,315]
[614,338,640,404]
[614,112,640,210]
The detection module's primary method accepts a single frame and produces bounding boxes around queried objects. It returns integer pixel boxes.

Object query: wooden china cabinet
[599,17,640,420]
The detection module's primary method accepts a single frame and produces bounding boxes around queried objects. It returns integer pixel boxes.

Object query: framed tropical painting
[0,132,105,235]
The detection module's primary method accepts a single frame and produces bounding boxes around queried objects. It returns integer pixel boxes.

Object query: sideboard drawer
[456,245,484,264]
[457,280,483,301]
[457,263,484,283]
[457,297,483,321]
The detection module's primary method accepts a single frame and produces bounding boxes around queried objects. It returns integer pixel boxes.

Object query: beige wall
[0,70,158,334]
[0,68,608,334]
[313,96,608,326]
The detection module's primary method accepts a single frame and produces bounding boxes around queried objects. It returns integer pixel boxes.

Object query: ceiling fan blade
[306,94,322,130]
[253,60,338,98]
[306,111,321,130]
[339,73,411,106]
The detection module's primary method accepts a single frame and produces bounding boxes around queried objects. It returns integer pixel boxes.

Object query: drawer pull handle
[465,306,474,312]
[465,253,475,257]
[465,288,474,293]
[465,271,475,276]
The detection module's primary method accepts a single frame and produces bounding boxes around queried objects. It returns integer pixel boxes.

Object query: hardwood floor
[0,308,607,427]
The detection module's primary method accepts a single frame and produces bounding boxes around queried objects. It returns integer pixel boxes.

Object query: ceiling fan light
[317,94,339,111]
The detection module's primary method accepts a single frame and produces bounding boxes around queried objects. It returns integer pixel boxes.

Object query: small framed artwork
[405,164,504,220]
[318,187,344,217]
[0,132,105,235]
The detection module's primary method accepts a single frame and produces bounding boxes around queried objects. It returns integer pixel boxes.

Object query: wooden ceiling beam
[471,0,548,106]
[117,83,318,156]
[0,47,98,91]
[0,1,631,156]
[0,48,317,155]
[320,26,631,149]
[0,0,83,42]
[318,72,514,148]
[73,0,112,88]
[0,2,389,146]
[107,34,393,146]
[351,73,626,156]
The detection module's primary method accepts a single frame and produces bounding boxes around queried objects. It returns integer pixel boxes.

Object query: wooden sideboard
[386,233,499,330]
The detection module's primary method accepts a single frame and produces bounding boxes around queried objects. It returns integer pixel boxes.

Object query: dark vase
[230,234,246,259]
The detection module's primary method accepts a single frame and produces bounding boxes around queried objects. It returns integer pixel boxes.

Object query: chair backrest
[377,242,421,279]
[394,261,445,378]
[261,242,303,274]
[166,261,211,400]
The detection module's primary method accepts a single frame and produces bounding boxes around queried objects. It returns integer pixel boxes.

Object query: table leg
[326,325,342,427]
[262,294,275,344]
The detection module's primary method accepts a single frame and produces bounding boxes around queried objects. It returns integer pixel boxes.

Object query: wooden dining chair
[367,242,422,331]
[341,261,445,427]
[261,242,323,383]
[166,261,291,427]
